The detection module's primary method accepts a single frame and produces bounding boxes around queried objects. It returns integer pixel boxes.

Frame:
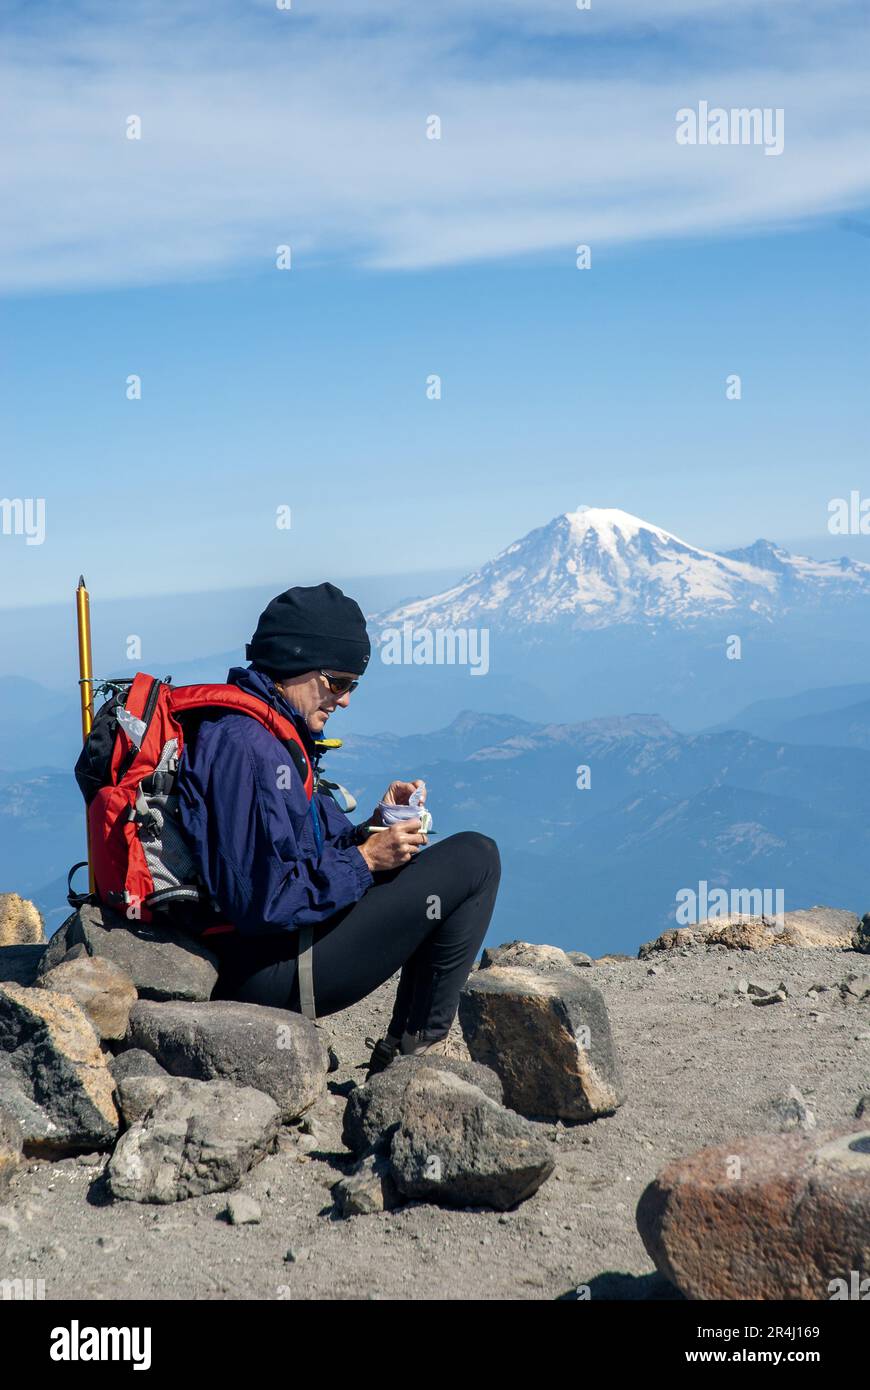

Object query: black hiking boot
[364,1034,400,1081]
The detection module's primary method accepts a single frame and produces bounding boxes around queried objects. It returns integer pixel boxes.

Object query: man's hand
[368,779,426,826]
[357,821,426,872]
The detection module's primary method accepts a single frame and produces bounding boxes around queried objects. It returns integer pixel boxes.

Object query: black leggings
[209,831,501,1039]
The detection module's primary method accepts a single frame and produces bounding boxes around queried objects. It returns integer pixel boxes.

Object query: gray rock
[342,1054,504,1157]
[459,965,625,1121]
[37,954,138,1040]
[388,1068,555,1211]
[107,1076,279,1203]
[224,1193,262,1225]
[126,999,327,1122]
[0,982,119,1154]
[109,1049,169,1083]
[479,941,575,974]
[114,1074,176,1127]
[0,945,47,988]
[566,951,593,969]
[38,903,218,1003]
[0,1205,19,1235]
[751,987,788,1006]
[840,973,870,1003]
[855,1095,870,1120]
[332,1151,402,1216]
[768,1085,816,1132]
[0,1105,22,1195]
[0,1054,61,1149]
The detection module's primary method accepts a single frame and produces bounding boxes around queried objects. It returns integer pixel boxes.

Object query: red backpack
[69,673,314,937]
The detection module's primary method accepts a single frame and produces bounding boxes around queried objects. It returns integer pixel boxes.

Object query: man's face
[274,669,358,733]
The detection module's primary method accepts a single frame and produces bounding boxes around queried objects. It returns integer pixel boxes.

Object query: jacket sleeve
[315,789,367,849]
[177,719,374,934]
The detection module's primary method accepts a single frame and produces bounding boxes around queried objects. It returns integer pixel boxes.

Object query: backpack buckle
[131,784,160,837]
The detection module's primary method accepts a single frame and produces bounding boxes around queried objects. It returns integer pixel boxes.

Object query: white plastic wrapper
[117,705,147,749]
[376,784,433,834]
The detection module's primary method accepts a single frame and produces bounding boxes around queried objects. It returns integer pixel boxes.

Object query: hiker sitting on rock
[175,582,501,1076]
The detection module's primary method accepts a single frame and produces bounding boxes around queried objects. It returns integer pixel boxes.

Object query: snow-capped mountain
[371,507,870,632]
[719,538,870,598]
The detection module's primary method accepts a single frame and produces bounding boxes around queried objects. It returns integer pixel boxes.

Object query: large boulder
[38,904,218,1002]
[37,952,138,1041]
[342,1054,504,1157]
[126,999,327,1121]
[0,982,119,1153]
[107,1076,279,1203]
[388,1067,555,1211]
[459,965,624,1121]
[0,894,44,946]
[0,945,47,987]
[637,1126,870,1299]
[640,907,864,958]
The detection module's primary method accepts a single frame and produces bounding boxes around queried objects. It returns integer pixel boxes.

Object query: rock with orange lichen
[0,982,119,1154]
[636,1126,870,1299]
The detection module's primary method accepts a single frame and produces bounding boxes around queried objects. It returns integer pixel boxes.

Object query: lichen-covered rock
[459,965,624,1121]
[479,941,574,975]
[0,982,119,1153]
[636,1126,870,1299]
[0,894,44,946]
[639,907,863,958]
[37,953,138,1040]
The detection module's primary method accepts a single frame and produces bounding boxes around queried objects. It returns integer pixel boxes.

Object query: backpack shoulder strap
[169,684,314,800]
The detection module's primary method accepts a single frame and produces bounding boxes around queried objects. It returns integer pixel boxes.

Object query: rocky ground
[2,940,868,1301]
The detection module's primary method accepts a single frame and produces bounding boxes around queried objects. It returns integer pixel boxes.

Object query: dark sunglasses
[319,670,360,696]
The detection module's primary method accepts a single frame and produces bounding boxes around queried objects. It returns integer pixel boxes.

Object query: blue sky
[1,0,869,606]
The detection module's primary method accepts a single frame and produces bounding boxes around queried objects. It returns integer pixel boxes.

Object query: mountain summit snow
[372,507,870,632]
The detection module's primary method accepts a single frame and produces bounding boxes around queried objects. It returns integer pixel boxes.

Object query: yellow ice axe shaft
[76,575,95,892]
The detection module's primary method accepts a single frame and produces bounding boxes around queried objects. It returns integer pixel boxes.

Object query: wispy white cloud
[1,0,868,292]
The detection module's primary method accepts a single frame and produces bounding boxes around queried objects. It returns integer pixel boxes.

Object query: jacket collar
[226,665,320,763]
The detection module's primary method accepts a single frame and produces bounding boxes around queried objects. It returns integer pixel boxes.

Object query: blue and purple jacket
[175,664,373,934]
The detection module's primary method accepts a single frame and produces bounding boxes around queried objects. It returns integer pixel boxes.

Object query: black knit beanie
[246,582,371,678]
